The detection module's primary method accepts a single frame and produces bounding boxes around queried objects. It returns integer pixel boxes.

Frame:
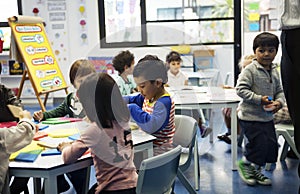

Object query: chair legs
[177,136,200,193]
[177,169,197,194]
[194,137,200,190]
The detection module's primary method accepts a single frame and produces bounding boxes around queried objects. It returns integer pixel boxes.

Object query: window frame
[0,0,22,27]
[98,0,239,48]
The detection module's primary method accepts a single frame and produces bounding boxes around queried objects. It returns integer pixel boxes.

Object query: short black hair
[133,59,168,84]
[253,32,279,53]
[137,54,160,63]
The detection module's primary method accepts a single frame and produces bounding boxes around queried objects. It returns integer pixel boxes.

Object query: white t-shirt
[167,70,188,87]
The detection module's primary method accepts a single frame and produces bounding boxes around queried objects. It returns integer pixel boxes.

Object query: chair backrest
[136,145,182,194]
[173,115,198,148]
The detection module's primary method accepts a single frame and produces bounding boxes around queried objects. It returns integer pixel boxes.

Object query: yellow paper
[130,122,139,130]
[48,128,79,138]
[9,141,44,160]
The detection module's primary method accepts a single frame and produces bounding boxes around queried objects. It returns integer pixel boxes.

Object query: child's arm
[41,93,74,120]
[123,93,144,106]
[58,140,88,164]
[1,111,36,154]
[128,97,171,134]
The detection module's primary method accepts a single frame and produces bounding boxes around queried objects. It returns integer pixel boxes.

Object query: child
[0,110,36,194]
[58,73,137,194]
[27,59,95,194]
[218,54,255,144]
[165,51,212,138]
[236,32,285,186]
[112,50,137,95]
[123,56,175,154]
[165,51,188,86]
[33,59,95,121]
[0,62,23,123]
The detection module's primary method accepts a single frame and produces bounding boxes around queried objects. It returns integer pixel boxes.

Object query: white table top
[9,121,155,169]
[166,86,240,104]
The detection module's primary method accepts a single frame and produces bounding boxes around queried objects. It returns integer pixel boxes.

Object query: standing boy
[236,32,285,186]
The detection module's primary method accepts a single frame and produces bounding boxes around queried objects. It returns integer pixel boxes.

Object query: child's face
[255,46,277,68]
[169,61,181,75]
[134,76,161,100]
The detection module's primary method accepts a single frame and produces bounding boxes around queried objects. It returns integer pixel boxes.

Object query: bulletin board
[8,15,68,111]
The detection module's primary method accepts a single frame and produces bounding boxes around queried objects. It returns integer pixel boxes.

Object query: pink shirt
[61,122,137,193]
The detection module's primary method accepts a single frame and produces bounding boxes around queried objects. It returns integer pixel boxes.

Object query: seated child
[112,50,137,95]
[123,56,175,154]
[1,110,37,194]
[165,51,212,138]
[58,73,137,194]
[11,59,96,194]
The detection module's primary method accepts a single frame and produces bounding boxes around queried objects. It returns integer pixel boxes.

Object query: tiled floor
[23,105,299,194]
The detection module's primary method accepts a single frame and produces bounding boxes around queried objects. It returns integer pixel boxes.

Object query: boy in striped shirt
[123,56,175,155]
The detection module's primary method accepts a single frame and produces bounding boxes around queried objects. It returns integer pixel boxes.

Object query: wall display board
[8,15,68,111]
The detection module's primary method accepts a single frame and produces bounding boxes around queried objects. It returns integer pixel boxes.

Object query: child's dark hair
[138,54,160,63]
[166,51,182,63]
[78,73,130,128]
[112,50,135,75]
[133,59,168,84]
[253,32,279,53]
[69,59,96,86]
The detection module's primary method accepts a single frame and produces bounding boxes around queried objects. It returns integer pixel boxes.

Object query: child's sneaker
[198,118,212,138]
[237,160,256,186]
[252,168,272,185]
[200,125,212,138]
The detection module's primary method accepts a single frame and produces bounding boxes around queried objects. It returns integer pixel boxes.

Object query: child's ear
[155,78,163,87]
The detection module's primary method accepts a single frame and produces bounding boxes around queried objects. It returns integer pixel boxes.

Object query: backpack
[0,84,23,122]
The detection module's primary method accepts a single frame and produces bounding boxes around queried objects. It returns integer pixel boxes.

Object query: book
[14,149,43,162]
[9,141,44,160]
[41,149,61,156]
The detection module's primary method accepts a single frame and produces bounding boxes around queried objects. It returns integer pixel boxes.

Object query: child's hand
[57,141,73,152]
[261,96,273,105]
[33,110,44,122]
[19,110,32,120]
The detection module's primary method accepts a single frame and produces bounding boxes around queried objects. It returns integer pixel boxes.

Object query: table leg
[231,108,237,170]
[44,176,57,194]
[33,178,42,194]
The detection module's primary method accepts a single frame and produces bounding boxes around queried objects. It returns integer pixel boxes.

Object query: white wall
[21,0,234,96]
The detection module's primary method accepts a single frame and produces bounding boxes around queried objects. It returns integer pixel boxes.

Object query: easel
[17,70,68,112]
[8,16,68,112]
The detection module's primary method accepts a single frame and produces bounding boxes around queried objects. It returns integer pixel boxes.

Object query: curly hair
[112,50,135,75]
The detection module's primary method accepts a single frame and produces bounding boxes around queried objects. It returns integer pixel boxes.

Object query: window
[0,0,22,27]
[98,0,146,48]
[98,0,237,48]
[0,0,22,51]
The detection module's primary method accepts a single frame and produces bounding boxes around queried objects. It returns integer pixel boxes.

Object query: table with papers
[9,121,156,194]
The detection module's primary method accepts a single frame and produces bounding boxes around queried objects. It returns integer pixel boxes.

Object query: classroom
[0,1,299,194]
